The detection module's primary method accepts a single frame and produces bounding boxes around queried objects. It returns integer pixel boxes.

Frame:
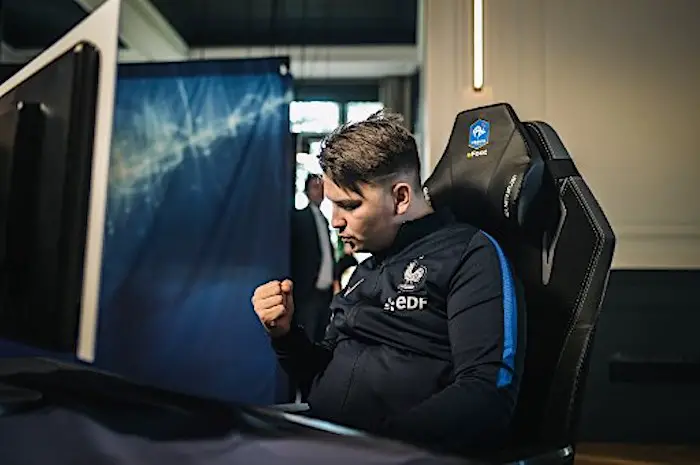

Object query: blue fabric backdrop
[94,58,293,405]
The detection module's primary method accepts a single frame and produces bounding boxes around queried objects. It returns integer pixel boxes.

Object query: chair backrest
[423,103,616,455]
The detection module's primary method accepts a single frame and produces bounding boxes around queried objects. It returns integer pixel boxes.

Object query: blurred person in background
[290,174,335,344]
[332,242,358,294]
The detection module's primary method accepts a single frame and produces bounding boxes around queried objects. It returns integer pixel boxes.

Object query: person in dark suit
[333,242,359,294]
[290,174,335,344]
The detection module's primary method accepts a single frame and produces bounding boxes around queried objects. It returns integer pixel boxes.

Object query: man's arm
[271,321,338,392]
[380,231,523,454]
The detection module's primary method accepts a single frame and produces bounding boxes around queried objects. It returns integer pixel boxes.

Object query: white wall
[419,0,700,269]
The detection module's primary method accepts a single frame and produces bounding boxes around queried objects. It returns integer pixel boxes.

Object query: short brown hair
[318,110,421,195]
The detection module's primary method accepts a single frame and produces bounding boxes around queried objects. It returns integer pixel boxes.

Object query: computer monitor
[0,0,121,363]
[0,45,99,353]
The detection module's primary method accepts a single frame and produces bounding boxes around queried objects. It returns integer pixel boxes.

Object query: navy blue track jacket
[273,210,525,454]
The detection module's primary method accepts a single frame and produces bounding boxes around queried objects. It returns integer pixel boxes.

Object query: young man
[252,111,524,456]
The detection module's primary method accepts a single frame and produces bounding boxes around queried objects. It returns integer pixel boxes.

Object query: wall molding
[615,224,700,239]
[613,225,700,270]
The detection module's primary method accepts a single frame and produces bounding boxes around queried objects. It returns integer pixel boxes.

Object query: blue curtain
[95,58,293,405]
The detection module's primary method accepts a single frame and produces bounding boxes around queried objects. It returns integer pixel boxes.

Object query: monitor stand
[0,382,42,415]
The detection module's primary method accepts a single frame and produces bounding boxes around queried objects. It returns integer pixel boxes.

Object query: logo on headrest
[468,119,490,150]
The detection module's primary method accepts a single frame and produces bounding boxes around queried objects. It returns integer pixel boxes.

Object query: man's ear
[392,182,412,216]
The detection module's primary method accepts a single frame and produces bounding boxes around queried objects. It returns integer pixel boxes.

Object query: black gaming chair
[423,103,616,465]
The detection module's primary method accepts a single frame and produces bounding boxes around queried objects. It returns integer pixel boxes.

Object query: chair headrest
[423,103,545,234]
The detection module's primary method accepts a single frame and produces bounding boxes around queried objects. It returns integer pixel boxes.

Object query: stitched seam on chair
[485,127,518,204]
[529,123,605,432]
[558,180,597,336]
[571,181,604,326]
[529,123,601,313]
[569,182,601,321]
[531,122,558,161]
[529,124,593,335]
[565,180,605,424]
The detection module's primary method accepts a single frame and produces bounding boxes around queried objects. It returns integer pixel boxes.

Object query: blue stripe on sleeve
[482,232,518,388]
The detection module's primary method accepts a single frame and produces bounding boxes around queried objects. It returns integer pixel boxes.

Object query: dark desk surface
[0,357,471,465]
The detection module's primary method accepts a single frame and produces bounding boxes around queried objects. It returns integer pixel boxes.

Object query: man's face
[324,176,401,254]
[306,177,324,206]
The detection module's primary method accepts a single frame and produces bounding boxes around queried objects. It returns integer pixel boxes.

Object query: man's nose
[331,207,345,230]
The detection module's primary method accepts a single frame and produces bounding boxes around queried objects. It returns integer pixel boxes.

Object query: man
[252,111,524,456]
[290,174,335,343]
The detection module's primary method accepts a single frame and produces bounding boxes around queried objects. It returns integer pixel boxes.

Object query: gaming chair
[423,103,616,465]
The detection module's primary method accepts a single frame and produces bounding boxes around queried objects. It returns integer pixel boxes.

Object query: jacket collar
[373,208,455,262]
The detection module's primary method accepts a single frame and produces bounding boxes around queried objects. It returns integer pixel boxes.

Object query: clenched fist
[251,279,294,338]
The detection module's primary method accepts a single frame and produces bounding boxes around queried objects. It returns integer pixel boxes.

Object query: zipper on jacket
[339,345,367,413]
[348,262,385,327]
[342,259,384,411]
[370,261,386,295]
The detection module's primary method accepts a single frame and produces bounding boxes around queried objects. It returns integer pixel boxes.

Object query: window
[309,140,322,156]
[345,101,384,124]
[290,101,340,134]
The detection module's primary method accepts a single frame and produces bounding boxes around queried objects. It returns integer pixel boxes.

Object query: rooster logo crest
[398,260,428,292]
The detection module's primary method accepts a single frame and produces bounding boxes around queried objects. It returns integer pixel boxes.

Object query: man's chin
[344,240,365,253]
[353,243,373,254]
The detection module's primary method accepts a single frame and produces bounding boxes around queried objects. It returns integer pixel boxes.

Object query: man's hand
[252,279,294,338]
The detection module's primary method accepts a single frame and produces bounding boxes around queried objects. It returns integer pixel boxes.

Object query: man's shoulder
[423,221,481,252]
[441,221,481,238]
[428,223,511,272]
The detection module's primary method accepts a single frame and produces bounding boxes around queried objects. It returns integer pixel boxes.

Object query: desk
[0,357,470,465]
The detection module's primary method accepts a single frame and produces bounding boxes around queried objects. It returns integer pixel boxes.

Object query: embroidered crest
[397,260,427,292]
